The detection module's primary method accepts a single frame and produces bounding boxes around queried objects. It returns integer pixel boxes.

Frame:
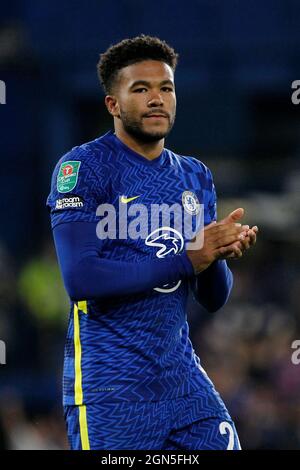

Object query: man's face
[113,60,176,142]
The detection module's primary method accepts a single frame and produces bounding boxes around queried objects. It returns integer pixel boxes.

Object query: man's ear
[105,95,121,118]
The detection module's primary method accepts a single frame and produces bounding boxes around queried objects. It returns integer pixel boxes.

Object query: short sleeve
[46,149,106,229]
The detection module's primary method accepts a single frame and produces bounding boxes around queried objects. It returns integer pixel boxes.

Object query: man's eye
[134,88,147,93]
[162,87,173,92]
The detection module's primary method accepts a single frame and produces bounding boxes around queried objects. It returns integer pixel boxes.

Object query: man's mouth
[144,114,168,119]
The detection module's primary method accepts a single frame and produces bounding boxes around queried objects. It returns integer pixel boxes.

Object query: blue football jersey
[47,130,217,405]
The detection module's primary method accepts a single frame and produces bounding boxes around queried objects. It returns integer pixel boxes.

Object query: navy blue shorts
[64,386,241,450]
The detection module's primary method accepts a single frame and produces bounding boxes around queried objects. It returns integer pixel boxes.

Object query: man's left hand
[218,208,258,259]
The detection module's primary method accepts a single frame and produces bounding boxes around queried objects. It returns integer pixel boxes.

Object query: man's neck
[114,127,164,160]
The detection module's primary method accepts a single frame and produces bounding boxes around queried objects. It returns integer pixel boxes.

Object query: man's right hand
[186,221,248,274]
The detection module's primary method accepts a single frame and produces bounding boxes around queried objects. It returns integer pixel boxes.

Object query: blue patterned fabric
[47,130,224,406]
[64,386,241,450]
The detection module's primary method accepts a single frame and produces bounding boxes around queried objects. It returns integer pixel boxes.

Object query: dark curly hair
[97,34,179,94]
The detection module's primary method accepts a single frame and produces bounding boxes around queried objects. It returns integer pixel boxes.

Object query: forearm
[53,222,194,300]
[190,259,233,313]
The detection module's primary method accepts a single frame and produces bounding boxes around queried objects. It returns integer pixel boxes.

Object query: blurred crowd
[0,240,69,449]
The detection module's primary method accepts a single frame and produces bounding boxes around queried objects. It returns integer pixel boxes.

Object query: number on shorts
[219,421,235,450]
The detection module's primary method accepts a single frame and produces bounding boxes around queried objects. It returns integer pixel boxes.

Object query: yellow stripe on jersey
[79,405,90,450]
[78,301,87,314]
[74,303,83,405]
[74,301,90,448]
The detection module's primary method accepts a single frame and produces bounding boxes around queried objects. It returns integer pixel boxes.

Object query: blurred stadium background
[0,0,300,450]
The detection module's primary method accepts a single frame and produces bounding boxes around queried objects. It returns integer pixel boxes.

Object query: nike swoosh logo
[120,195,140,204]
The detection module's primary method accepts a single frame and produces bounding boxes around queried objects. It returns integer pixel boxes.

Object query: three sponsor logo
[146,227,184,293]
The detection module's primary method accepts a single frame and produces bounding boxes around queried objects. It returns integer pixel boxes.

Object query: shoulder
[48,136,114,203]
[46,136,113,221]
[166,149,214,187]
[55,136,112,175]
[167,151,218,222]
[49,134,114,191]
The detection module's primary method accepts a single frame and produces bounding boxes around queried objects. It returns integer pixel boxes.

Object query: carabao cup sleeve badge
[57,161,81,193]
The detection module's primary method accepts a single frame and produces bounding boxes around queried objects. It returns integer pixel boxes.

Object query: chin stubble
[120,111,175,143]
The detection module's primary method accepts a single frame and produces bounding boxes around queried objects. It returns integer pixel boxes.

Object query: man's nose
[147,92,163,107]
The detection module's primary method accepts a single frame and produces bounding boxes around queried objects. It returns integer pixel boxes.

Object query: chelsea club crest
[182,191,200,216]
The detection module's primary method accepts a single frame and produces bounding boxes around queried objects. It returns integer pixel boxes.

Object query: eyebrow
[129,79,174,90]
